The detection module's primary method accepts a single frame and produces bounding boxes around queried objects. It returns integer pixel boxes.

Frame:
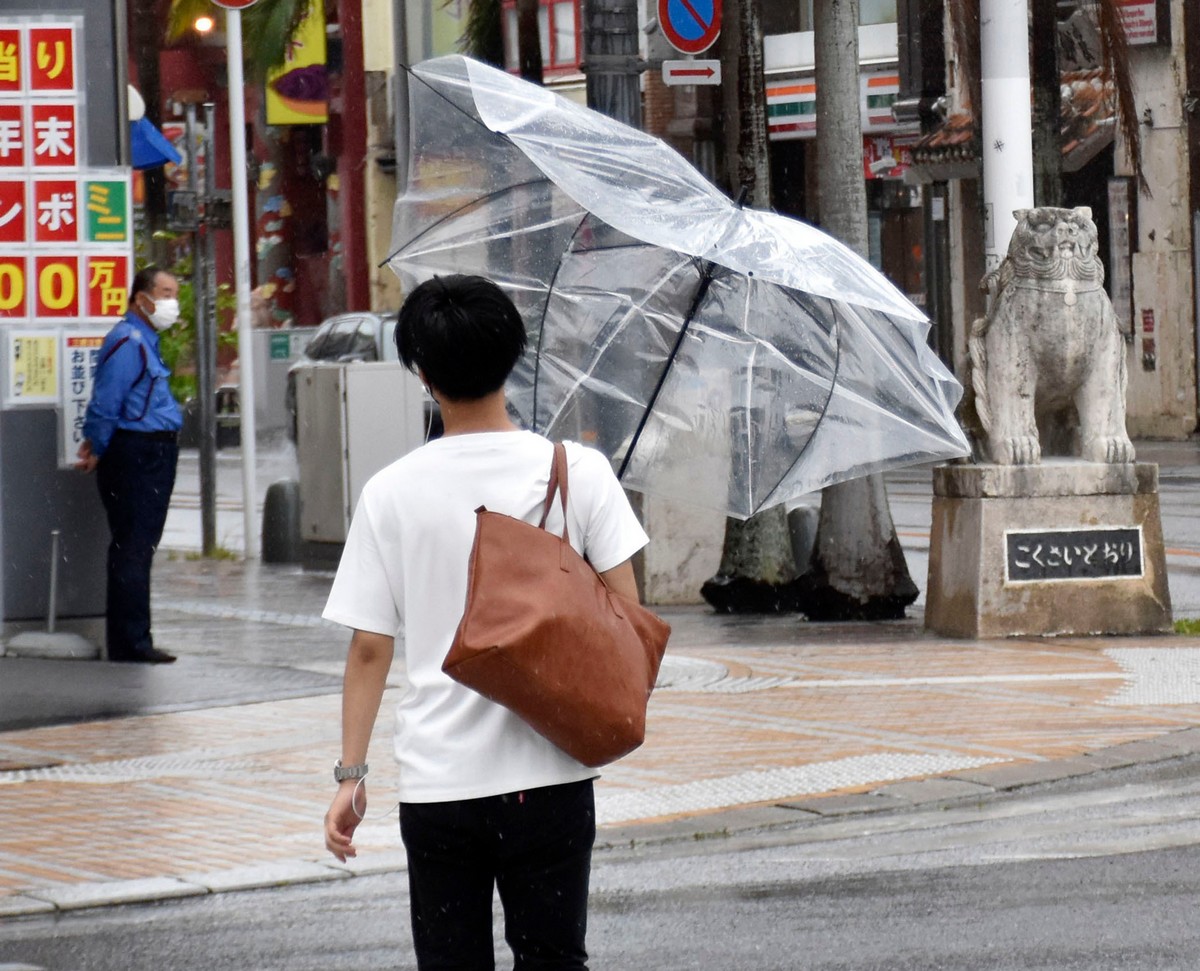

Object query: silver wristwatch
[333,760,368,782]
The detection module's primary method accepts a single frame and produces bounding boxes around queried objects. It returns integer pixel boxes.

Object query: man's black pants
[399,778,595,970]
[96,431,178,659]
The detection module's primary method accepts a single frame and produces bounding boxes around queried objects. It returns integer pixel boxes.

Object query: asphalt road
[4,755,1199,971]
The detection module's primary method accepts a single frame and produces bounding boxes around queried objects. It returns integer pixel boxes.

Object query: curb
[4,726,1200,918]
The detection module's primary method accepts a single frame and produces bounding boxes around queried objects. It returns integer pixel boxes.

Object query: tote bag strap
[537,442,571,545]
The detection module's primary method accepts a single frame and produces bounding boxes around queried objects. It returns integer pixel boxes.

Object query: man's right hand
[74,440,98,473]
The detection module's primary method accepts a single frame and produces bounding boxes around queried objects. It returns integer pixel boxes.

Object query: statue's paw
[991,435,1041,465]
[1089,436,1136,464]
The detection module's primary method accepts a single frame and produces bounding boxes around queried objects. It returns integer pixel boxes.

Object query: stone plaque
[1005,527,1143,583]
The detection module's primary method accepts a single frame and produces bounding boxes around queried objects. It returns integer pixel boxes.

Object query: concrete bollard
[262,479,302,564]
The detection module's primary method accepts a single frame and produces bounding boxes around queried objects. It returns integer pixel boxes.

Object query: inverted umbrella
[388,55,969,519]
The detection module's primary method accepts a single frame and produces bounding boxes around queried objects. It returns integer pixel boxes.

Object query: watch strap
[334,760,368,782]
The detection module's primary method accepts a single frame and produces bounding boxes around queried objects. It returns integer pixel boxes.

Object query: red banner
[0,29,21,95]
[33,254,79,317]
[29,102,77,168]
[0,103,25,168]
[85,254,129,318]
[0,254,27,319]
[28,27,75,92]
[32,178,77,244]
[0,179,26,244]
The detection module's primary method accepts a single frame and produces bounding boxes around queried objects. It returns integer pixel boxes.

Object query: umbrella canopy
[388,55,969,519]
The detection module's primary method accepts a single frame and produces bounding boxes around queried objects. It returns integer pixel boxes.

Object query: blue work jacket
[82,310,183,457]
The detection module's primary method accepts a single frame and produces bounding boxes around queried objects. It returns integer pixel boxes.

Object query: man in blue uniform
[76,266,183,664]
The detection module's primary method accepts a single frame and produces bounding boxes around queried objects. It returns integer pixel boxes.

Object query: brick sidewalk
[4,590,1200,914]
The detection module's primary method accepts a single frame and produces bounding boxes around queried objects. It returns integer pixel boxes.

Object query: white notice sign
[662,60,722,86]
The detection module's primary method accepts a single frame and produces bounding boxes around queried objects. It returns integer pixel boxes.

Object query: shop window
[798,0,897,30]
[762,6,801,34]
[501,0,581,75]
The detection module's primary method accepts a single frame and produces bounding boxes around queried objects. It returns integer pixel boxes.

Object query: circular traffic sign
[658,0,722,56]
[211,0,259,9]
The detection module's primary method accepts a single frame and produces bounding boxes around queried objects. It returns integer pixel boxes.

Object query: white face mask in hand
[147,297,181,330]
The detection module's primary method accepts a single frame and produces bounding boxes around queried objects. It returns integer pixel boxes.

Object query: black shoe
[110,647,177,664]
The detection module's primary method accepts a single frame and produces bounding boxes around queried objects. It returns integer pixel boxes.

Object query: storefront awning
[907,69,1115,182]
[130,115,182,171]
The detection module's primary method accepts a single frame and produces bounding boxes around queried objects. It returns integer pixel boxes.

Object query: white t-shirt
[323,430,650,803]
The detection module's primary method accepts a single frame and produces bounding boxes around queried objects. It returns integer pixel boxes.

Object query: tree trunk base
[700,571,917,620]
[700,574,805,614]
[791,563,919,621]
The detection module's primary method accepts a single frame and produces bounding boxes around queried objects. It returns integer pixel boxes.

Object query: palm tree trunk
[800,0,918,621]
[701,0,801,614]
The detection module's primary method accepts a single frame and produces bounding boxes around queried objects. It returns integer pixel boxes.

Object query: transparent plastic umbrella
[387,55,969,519]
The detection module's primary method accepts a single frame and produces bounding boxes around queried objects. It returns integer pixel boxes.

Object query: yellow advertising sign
[5,329,59,404]
[432,0,469,56]
[266,1,329,125]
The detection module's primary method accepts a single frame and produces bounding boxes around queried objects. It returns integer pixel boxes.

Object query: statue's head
[1007,206,1101,281]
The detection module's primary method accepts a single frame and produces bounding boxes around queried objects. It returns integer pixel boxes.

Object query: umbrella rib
[379,178,556,267]
[617,258,715,481]
[532,211,592,431]
[754,295,845,513]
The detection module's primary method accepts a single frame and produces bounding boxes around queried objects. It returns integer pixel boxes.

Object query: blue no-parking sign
[658,0,722,55]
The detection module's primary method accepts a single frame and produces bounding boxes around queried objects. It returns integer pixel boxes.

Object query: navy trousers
[399,779,595,971]
[96,431,178,659]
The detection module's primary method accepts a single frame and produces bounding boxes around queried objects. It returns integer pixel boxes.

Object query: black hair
[129,264,171,301]
[394,275,527,401]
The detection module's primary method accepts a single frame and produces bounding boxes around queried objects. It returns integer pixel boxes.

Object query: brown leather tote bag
[443,443,671,768]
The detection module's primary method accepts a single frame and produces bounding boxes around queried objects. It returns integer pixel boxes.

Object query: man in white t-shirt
[322,275,649,970]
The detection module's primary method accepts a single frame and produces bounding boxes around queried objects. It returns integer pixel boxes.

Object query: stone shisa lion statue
[968,205,1135,466]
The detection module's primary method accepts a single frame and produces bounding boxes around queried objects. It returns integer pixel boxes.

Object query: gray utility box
[295,361,426,544]
[252,326,317,440]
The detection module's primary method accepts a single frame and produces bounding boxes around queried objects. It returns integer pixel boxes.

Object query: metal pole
[226,11,259,558]
[112,0,130,166]
[394,0,409,189]
[189,102,217,555]
[980,0,1034,272]
[47,530,60,635]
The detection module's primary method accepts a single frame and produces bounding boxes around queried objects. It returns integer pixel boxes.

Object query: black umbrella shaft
[618,260,717,481]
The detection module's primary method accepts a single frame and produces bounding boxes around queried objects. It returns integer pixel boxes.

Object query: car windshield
[306,315,379,361]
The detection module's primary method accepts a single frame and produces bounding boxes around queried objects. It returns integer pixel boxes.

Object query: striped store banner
[766,80,816,139]
[766,70,909,142]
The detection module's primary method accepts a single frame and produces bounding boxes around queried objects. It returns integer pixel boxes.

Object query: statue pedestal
[925,462,1172,638]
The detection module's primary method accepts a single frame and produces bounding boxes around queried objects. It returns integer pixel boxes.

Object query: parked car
[285,311,443,442]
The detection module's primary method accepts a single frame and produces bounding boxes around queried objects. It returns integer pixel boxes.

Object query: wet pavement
[2,440,1200,914]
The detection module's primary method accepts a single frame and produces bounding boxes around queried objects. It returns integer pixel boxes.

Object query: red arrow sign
[662,60,722,86]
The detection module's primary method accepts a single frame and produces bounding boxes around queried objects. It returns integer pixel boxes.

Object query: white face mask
[147,297,180,330]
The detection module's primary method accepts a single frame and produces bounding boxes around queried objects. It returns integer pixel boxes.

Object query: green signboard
[269,332,292,360]
[84,179,129,243]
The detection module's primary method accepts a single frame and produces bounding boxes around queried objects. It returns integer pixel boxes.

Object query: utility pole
[583,0,642,127]
[980,0,1035,271]
[1030,0,1063,207]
